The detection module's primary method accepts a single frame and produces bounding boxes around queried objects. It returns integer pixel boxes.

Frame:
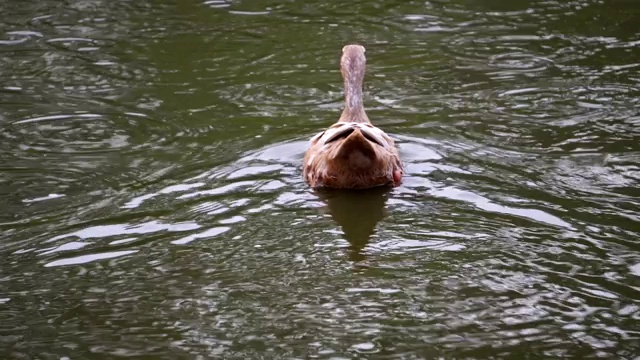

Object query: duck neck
[339,45,370,123]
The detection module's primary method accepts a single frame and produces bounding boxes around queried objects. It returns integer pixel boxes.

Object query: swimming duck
[303,44,403,189]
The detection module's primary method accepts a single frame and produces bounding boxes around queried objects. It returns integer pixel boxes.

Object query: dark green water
[1,0,639,358]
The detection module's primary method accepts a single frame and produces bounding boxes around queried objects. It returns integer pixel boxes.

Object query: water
[1,0,639,358]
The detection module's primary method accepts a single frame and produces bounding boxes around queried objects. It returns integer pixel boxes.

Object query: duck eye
[325,127,355,144]
[361,131,384,147]
[311,131,325,144]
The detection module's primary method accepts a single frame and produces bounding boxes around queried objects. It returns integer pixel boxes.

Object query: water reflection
[316,187,389,261]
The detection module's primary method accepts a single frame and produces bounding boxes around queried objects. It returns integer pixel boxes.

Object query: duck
[303,44,403,189]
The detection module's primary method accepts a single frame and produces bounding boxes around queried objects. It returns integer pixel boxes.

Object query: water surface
[1,0,639,358]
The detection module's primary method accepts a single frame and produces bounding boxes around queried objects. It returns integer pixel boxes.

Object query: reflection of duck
[303,45,403,189]
[317,187,389,261]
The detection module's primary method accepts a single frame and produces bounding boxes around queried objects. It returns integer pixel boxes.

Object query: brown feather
[303,45,403,189]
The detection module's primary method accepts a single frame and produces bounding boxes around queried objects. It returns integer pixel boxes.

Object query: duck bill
[332,129,377,167]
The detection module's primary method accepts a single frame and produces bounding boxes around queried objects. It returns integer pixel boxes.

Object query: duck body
[303,45,403,189]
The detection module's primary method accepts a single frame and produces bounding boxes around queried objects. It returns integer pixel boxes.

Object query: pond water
[1,0,639,358]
